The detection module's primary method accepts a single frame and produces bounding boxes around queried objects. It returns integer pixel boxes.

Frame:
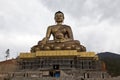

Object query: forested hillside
[98,52,120,77]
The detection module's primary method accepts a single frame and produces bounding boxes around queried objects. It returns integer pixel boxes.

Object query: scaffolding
[18,56,102,71]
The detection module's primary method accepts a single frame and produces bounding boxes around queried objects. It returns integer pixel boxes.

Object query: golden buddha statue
[31,11,86,52]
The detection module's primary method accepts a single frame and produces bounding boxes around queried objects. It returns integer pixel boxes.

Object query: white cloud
[0,0,53,61]
[0,0,120,61]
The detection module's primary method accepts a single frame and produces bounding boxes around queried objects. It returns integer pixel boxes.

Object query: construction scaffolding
[18,56,102,71]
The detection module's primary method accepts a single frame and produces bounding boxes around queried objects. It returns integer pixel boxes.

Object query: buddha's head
[54,11,64,24]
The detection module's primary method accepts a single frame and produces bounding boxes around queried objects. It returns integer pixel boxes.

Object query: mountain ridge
[97,52,120,77]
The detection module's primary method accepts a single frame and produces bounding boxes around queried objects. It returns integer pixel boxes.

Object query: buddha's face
[54,13,64,23]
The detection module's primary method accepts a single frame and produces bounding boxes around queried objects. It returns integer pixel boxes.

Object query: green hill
[98,52,120,77]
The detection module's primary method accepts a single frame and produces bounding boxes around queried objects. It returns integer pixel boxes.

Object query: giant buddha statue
[31,11,86,52]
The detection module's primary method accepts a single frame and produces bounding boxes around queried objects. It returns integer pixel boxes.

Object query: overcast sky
[0,0,120,61]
